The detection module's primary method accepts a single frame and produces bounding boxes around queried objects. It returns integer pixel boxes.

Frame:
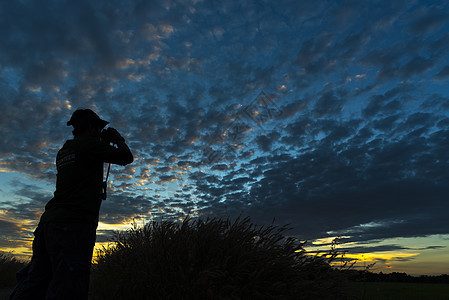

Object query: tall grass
[91,217,350,299]
[0,253,26,288]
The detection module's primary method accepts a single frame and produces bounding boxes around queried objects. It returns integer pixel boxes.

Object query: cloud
[0,1,118,81]
[0,219,24,248]
[435,65,449,79]
[313,84,345,117]
[338,244,408,254]
[190,103,449,242]
[1,1,449,264]
[406,6,449,35]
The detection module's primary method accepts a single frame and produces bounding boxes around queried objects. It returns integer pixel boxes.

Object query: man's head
[67,109,109,137]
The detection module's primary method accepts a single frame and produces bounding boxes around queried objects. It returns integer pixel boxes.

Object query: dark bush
[91,217,349,299]
[0,253,27,288]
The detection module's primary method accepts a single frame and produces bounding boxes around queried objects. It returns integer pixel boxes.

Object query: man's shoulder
[71,137,107,147]
[60,137,110,154]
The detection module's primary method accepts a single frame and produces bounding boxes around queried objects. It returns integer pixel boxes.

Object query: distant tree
[347,270,449,284]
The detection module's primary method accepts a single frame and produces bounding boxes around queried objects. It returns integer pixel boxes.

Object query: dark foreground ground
[0,288,12,300]
[348,282,449,300]
[2,282,448,300]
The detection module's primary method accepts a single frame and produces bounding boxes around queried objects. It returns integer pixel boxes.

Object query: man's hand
[101,127,125,144]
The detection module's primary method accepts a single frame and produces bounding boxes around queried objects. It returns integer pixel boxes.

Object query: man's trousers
[10,222,97,300]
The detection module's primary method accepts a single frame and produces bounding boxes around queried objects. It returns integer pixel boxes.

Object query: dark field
[2,220,448,299]
[348,282,449,300]
[2,281,449,299]
[0,288,12,300]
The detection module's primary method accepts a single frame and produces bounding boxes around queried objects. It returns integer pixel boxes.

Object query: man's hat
[67,109,109,129]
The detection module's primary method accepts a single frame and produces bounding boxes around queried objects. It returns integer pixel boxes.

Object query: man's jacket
[40,136,133,224]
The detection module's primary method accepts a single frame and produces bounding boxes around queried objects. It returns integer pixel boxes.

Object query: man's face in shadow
[85,124,103,138]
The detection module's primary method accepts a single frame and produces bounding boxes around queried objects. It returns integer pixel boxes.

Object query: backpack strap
[102,163,112,200]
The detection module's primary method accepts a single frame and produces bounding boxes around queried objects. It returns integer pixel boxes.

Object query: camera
[100,127,125,144]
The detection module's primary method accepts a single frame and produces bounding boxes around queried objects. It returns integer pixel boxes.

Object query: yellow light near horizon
[93,220,148,262]
[0,212,37,229]
[0,246,33,261]
[97,221,136,232]
[344,252,420,262]
[91,241,116,263]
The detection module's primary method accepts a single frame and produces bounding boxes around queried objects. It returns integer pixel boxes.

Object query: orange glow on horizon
[344,252,420,262]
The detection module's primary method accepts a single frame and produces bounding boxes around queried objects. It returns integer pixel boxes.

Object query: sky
[0,0,449,276]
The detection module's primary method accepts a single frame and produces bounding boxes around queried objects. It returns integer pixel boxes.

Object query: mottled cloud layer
[1,0,449,269]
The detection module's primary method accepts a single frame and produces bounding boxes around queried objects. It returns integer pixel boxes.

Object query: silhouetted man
[10,109,133,300]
